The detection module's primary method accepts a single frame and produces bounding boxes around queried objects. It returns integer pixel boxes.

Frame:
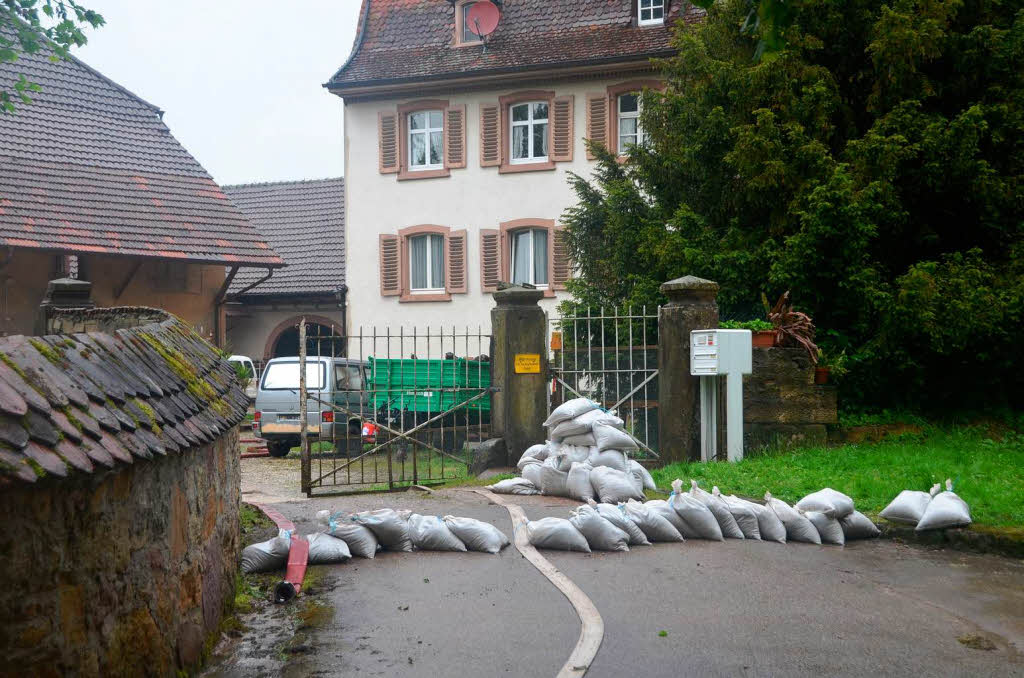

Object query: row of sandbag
[879,479,971,530]
[241,508,511,573]
[524,481,882,552]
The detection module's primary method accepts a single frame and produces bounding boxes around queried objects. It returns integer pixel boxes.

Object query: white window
[510,102,548,164]
[638,0,665,25]
[409,233,445,291]
[408,110,444,171]
[461,3,483,43]
[618,93,646,152]
[510,228,549,288]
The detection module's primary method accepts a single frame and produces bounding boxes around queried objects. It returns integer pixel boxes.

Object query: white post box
[690,329,752,462]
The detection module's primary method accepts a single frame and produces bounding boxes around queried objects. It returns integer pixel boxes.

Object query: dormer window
[455,0,484,46]
[638,0,665,25]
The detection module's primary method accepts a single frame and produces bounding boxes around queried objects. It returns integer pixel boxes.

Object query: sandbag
[306,532,352,564]
[590,465,644,504]
[589,448,628,472]
[521,462,545,489]
[588,500,650,546]
[840,511,880,540]
[544,398,599,428]
[558,445,592,471]
[561,432,598,447]
[317,510,379,558]
[879,489,934,525]
[408,514,468,551]
[916,479,971,531]
[666,485,724,540]
[444,516,510,554]
[804,510,845,545]
[487,477,541,495]
[645,499,691,537]
[517,444,550,471]
[241,534,290,573]
[593,422,639,452]
[539,459,570,497]
[569,505,629,552]
[351,508,413,551]
[550,408,623,439]
[795,488,855,519]
[566,462,595,502]
[526,517,591,552]
[627,460,657,491]
[727,496,786,543]
[689,480,744,539]
[765,492,821,544]
[715,488,761,540]
[622,500,683,542]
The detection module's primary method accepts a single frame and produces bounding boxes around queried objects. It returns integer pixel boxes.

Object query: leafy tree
[562,0,1024,411]
[1,0,104,112]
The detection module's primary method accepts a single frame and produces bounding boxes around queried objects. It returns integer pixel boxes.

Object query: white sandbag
[589,448,628,472]
[551,409,624,439]
[840,511,880,540]
[241,534,291,573]
[543,397,599,428]
[666,484,724,540]
[590,465,644,504]
[715,488,761,540]
[522,461,545,489]
[487,477,541,495]
[628,467,644,495]
[645,499,691,537]
[622,500,684,542]
[539,458,570,497]
[569,505,629,552]
[627,460,657,491]
[588,500,650,545]
[726,496,785,543]
[317,510,380,558]
[765,492,821,544]
[408,514,468,551]
[916,479,971,531]
[526,517,591,552]
[306,532,352,564]
[879,488,934,525]
[593,421,639,452]
[795,488,855,519]
[444,515,510,554]
[517,444,549,471]
[558,445,592,471]
[567,462,596,502]
[804,510,845,545]
[351,508,413,551]
[689,480,744,539]
[562,432,598,447]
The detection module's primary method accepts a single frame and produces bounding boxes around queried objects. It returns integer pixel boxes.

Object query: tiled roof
[0,311,249,484]
[0,49,284,267]
[327,0,704,89]
[222,178,345,296]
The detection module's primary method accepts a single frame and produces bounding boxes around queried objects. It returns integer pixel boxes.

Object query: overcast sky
[75,1,361,186]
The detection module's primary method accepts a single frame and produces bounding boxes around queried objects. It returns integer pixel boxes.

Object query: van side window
[335,364,364,391]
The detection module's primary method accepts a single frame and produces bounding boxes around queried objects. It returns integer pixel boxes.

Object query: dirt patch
[958,634,998,651]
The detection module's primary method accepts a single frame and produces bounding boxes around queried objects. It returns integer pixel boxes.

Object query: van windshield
[335,364,364,391]
[261,362,325,390]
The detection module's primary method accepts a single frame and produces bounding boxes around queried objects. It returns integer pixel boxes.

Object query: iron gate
[296,320,492,496]
[548,306,660,458]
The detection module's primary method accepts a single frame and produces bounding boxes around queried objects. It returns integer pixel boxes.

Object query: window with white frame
[510,102,548,164]
[618,93,646,152]
[408,110,444,171]
[461,2,483,43]
[409,233,445,291]
[510,228,549,287]
[638,0,665,25]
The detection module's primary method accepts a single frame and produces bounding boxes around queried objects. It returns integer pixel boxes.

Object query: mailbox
[690,329,752,462]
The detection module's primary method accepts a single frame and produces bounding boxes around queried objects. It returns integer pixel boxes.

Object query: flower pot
[814,367,830,385]
[752,330,779,348]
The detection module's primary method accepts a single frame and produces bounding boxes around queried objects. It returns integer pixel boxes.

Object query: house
[326,0,701,336]
[222,178,346,363]
[0,48,283,343]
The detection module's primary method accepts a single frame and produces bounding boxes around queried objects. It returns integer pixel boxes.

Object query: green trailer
[367,356,491,422]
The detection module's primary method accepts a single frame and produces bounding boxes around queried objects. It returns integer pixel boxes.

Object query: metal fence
[547,306,660,458]
[296,321,492,496]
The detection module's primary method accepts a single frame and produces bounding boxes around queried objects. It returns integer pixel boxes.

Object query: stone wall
[0,428,241,678]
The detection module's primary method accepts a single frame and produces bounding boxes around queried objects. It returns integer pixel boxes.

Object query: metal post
[299,318,310,495]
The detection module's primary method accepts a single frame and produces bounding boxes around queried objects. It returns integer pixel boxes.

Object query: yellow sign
[514,354,541,374]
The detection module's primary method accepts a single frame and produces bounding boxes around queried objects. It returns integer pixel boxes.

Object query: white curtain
[430,234,445,288]
[411,235,428,289]
[512,230,531,284]
[533,229,548,285]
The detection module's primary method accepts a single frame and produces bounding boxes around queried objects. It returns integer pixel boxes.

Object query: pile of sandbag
[241,528,353,574]
[879,479,971,531]
[488,397,657,503]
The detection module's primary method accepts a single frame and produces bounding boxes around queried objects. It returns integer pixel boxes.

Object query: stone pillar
[35,277,94,335]
[658,276,719,463]
[491,286,548,466]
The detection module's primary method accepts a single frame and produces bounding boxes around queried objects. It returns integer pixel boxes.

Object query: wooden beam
[113,261,142,300]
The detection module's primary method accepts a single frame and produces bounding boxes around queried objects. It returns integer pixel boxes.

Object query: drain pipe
[253,502,308,603]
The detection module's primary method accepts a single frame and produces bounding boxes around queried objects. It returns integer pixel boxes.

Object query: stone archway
[263,314,345,361]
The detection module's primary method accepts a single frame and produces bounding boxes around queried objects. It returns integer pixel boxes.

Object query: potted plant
[766,291,819,360]
[720,319,777,347]
[815,349,848,385]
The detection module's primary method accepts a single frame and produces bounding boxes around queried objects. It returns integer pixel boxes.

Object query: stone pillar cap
[661,275,719,302]
[493,284,545,306]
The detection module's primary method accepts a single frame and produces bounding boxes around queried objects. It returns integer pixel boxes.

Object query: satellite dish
[466,1,501,37]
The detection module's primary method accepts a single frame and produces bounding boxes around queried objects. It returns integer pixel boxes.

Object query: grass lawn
[650,427,1024,528]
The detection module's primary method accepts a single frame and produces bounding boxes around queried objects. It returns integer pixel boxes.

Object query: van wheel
[267,440,291,458]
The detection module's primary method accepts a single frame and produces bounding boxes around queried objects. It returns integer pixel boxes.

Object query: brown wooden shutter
[585,94,608,160]
[550,225,571,291]
[551,95,574,162]
[379,234,401,296]
[479,229,501,292]
[479,103,501,167]
[445,105,466,169]
[447,229,468,294]
[378,111,399,174]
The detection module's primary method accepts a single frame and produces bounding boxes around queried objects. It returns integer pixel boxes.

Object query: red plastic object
[466,1,500,36]
[254,503,308,601]
[321,410,334,423]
